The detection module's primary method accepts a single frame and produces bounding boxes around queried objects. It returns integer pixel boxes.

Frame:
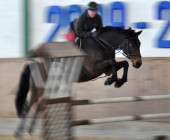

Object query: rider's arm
[74,15,92,38]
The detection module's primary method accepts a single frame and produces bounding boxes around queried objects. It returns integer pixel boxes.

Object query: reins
[95,36,141,62]
[94,38,113,50]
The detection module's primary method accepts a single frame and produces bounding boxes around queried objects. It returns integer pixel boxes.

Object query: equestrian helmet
[87,1,98,11]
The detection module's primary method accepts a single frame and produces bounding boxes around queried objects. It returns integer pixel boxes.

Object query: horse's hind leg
[29,77,39,109]
[27,77,44,134]
[28,96,44,134]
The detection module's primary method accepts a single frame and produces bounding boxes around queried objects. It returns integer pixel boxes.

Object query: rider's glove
[91,32,98,38]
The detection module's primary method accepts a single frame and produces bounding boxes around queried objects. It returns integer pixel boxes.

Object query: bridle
[117,38,141,62]
[95,36,141,62]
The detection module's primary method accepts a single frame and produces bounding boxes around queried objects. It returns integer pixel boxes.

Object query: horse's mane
[99,26,125,34]
[99,26,136,38]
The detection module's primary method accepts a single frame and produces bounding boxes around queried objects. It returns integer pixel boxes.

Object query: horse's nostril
[136,62,141,68]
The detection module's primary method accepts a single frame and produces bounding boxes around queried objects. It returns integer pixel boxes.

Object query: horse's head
[96,26,142,68]
[122,28,142,68]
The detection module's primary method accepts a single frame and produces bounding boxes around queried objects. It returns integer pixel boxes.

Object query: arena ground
[1,117,170,140]
[1,58,170,139]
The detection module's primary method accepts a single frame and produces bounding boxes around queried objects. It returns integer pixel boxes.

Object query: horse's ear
[128,27,132,30]
[136,30,142,36]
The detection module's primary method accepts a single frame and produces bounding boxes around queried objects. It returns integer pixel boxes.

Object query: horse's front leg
[104,60,118,86]
[105,60,129,87]
[114,60,129,87]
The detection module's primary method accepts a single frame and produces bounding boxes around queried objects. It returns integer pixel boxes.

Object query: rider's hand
[91,32,98,38]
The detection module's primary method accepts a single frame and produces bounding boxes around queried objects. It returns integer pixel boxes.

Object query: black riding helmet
[87,1,98,11]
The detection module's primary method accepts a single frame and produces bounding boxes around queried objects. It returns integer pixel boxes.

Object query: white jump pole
[72,94,170,105]
[72,113,170,126]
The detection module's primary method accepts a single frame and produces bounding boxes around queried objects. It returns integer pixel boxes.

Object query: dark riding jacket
[71,10,103,38]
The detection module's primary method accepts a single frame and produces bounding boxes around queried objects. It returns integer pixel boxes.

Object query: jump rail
[18,42,170,139]
[72,94,170,105]
[72,112,170,126]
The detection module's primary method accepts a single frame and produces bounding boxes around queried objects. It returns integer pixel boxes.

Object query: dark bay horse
[77,26,142,87]
[15,26,142,123]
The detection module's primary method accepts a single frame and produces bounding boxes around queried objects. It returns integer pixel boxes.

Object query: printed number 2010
[157,1,170,48]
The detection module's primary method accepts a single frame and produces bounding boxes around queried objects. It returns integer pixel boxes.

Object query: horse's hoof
[104,78,113,86]
[27,128,33,135]
[114,79,124,88]
[14,131,22,139]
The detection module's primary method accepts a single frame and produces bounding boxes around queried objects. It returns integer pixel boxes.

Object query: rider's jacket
[71,10,103,38]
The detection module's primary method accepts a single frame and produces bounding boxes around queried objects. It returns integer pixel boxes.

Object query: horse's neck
[98,30,125,50]
[79,38,106,59]
[77,37,116,61]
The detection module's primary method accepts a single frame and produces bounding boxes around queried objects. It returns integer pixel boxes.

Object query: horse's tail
[15,64,31,117]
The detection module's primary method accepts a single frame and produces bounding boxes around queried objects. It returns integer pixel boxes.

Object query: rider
[66,1,103,41]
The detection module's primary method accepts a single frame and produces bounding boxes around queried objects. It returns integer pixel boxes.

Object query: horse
[77,26,142,86]
[15,26,142,135]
